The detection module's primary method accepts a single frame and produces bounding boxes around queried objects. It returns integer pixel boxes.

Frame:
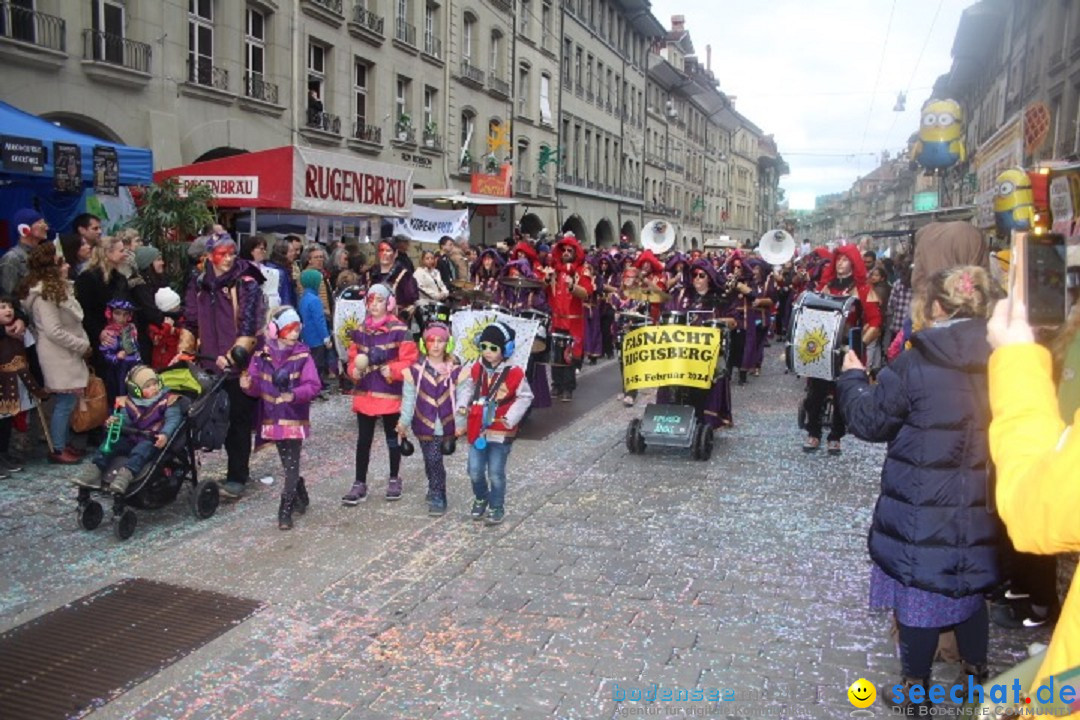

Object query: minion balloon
[993,167,1034,234]
[911,99,967,171]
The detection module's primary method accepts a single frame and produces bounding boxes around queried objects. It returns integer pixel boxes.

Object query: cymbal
[626,288,671,303]
[500,276,544,289]
[451,279,476,290]
[451,288,492,302]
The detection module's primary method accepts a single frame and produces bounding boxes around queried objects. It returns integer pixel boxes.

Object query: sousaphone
[641,219,676,255]
[758,228,796,266]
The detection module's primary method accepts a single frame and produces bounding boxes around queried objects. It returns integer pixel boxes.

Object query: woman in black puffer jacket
[837,265,1004,710]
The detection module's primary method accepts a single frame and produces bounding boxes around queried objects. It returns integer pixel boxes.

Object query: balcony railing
[585,89,593,102]
[392,126,416,143]
[0,3,65,51]
[488,73,510,97]
[82,29,150,72]
[460,60,484,85]
[574,84,583,98]
[353,119,382,143]
[243,73,279,104]
[307,110,341,134]
[394,18,416,46]
[515,177,532,194]
[351,5,384,34]
[423,34,441,58]
[311,0,343,13]
[188,57,228,90]
[422,130,442,149]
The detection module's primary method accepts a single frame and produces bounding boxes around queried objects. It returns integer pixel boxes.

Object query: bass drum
[549,331,575,367]
[785,291,859,380]
[658,310,688,326]
[517,309,551,358]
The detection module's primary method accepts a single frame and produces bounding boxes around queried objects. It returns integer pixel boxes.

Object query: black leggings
[898,603,988,678]
[276,439,302,497]
[805,377,845,441]
[355,413,401,484]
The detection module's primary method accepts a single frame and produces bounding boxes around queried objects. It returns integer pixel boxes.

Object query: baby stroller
[75,362,230,541]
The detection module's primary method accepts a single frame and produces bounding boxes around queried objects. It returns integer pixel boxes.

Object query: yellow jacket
[989,343,1080,693]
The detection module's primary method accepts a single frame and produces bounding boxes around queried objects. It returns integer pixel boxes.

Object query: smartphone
[848,327,864,357]
[1026,233,1068,326]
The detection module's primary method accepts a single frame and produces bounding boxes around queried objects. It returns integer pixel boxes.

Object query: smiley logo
[847,678,876,708]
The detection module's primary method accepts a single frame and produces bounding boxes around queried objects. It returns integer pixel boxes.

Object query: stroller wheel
[190,479,220,520]
[78,501,104,531]
[115,508,137,541]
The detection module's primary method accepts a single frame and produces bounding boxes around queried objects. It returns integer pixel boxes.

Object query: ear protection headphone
[267,306,301,340]
[473,320,515,357]
[126,365,160,399]
[418,322,455,356]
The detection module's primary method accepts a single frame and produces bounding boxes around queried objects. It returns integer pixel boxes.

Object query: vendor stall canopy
[0,100,153,185]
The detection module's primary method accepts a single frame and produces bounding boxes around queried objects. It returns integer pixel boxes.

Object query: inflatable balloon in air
[911,98,966,171]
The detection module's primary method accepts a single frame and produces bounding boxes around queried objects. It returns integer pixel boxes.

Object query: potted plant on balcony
[396,112,412,141]
[424,120,438,147]
[459,149,472,173]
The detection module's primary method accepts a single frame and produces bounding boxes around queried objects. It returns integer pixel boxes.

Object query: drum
[615,312,650,358]
[417,302,451,330]
[481,302,511,315]
[517,309,551,355]
[702,319,731,379]
[659,310,688,325]
[785,291,859,380]
[549,331,575,367]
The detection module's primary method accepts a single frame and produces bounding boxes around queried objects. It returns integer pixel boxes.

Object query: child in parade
[456,321,533,525]
[72,364,182,496]
[240,306,322,530]
[147,287,184,370]
[342,283,418,505]
[396,321,465,516]
[0,296,43,476]
[100,298,141,401]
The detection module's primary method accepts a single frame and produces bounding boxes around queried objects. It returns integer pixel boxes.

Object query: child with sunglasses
[456,321,533,525]
[396,322,465,516]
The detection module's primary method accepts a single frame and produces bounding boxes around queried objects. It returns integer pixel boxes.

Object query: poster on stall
[93,145,119,195]
[305,215,317,243]
[53,143,81,193]
[392,206,470,244]
[317,216,330,244]
[332,219,343,244]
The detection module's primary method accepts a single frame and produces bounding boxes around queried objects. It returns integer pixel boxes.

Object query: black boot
[738,370,748,385]
[295,477,309,515]
[278,493,296,530]
[956,662,989,686]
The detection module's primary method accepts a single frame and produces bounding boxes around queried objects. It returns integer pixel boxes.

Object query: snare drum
[549,331,575,367]
[658,310,688,326]
[785,291,859,380]
[615,312,650,358]
[481,303,511,315]
[517,309,551,355]
[702,319,731,379]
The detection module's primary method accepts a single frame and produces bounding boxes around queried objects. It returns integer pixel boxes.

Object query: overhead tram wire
[883,0,945,149]
[857,0,898,173]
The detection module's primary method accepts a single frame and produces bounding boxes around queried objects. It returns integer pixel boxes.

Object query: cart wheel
[115,508,137,541]
[697,426,714,461]
[797,400,808,430]
[190,479,220,520]
[691,424,704,460]
[78,501,104,531]
[626,418,645,454]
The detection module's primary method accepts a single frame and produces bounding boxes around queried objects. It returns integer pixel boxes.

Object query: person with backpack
[184,232,265,499]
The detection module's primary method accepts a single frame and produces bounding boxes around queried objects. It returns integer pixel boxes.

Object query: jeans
[468,441,512,509]
[51,393,78,452]
[92,435,157,475]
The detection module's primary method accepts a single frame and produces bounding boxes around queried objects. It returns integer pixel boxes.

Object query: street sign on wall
[913,190,939,213]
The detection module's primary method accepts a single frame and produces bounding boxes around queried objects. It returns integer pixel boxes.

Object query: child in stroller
[72,364,181,495]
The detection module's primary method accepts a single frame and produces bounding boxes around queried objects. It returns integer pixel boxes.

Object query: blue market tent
[0,100,152,245]
[0,100,152,185]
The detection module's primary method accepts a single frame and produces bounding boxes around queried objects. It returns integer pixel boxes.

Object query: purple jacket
[185,258,265,372]
[243,337,321,443]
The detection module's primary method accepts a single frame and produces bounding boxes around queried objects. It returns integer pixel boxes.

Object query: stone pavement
[0,353,1048,719]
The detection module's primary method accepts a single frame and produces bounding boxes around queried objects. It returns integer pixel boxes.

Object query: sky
[646,0,974,210]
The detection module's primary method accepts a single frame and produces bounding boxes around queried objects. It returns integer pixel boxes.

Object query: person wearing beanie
[99,298,142,401]
[185,230,266,499]
[241,306,322,530]
[72,364,183,496]
[396,321,467,515]
[455,320,533,525]
[128,245,172,369]
[341,283,418,505]
[145,287,185,370]
[299,268,332,400]
[0,208,48,297]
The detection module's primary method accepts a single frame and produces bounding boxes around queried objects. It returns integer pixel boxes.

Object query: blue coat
[836,317,1003,598]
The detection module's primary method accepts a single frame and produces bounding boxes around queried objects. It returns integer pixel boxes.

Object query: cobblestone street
[0,354,1046,719]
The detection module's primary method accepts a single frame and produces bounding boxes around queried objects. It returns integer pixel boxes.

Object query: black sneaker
[485,506,505,525]
[991,600,1058,629]
[341,481,367,505]
[0,453,22,473]
[470,498,487,520]
[428,493,447,516]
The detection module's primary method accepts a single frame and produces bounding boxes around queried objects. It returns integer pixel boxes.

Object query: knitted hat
[187,236,209,260]
[269,306,302,335]
[107,298,135,312]
[127,364,158,390]
[13,208,43,237]
[478,321,515,353]
[154,287,182,312]
[134,246,161,272]
[367,283,392,302]
[205,232,236,254]
[300,268,323,291]
[423,321,450,342]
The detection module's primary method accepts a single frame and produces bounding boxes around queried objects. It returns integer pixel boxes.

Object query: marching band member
[633,250,667,322]
[543,232,593,402]
[582,257,604,365]
[470,248,503,298]
[720,251,754,385]
[496,259,552,410]
[742,258,778,377]
[802,245,881,454]
[596,254,621,359]
[610,265,646,406]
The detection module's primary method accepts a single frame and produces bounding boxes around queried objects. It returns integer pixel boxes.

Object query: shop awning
[412,189,519,205]
[154,145,413,217]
